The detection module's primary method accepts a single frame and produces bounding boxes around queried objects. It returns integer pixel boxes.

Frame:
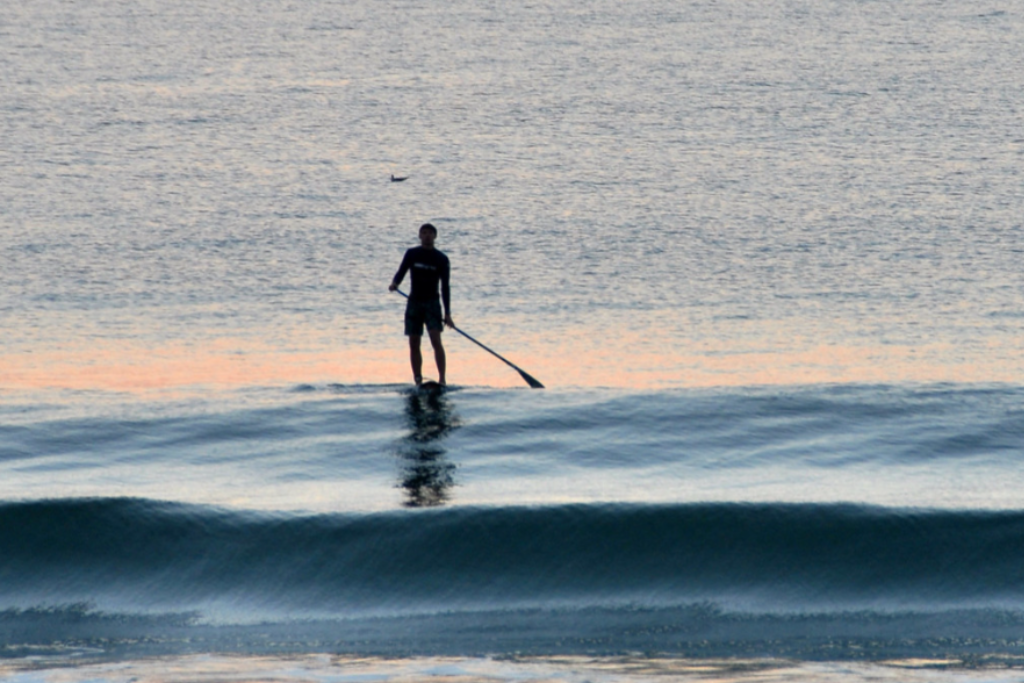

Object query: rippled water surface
[3,0,1024,680]
[3,0,1023,389]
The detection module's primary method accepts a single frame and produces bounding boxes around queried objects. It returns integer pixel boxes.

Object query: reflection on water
[7,330,1024,393]
[396,388,460,507]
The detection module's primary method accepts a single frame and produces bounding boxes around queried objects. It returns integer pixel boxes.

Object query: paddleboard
[418,380,445,393]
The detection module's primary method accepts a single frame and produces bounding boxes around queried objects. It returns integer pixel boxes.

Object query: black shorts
[405,298,443,336]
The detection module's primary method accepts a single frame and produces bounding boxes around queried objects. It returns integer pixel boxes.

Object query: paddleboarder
[389,223,454,386]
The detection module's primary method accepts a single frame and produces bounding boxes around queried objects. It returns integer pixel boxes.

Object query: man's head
[419,223,438,248]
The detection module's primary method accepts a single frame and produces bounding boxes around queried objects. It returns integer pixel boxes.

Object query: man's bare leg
[428,328,446,385]
[408,335,423,384]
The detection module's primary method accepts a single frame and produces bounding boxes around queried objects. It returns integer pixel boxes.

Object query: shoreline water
[6,654,1024,683]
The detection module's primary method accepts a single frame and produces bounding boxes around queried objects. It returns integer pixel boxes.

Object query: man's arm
[441,258,453,327]
[389,251,411,291]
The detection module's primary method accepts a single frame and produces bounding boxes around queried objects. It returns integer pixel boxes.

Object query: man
[389,223,454,385]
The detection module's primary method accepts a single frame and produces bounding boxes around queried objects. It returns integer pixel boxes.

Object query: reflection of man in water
[389,223,454,386]
[398,389,459,507]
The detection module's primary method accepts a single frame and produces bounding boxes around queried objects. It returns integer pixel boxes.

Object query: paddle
[395,290,545,389]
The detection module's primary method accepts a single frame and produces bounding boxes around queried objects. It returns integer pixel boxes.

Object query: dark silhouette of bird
[391,174,409,182]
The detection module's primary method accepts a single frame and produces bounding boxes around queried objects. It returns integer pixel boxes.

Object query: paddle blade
[519,369,545,389]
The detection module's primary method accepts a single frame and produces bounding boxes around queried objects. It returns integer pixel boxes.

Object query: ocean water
[4,383,1024,680]
[3,0,1024,681]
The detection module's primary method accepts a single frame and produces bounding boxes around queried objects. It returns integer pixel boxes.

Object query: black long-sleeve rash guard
[393,246,451,315]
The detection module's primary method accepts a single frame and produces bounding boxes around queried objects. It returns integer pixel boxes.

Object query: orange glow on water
[1,328,1022,394]
[0,342,400,392]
